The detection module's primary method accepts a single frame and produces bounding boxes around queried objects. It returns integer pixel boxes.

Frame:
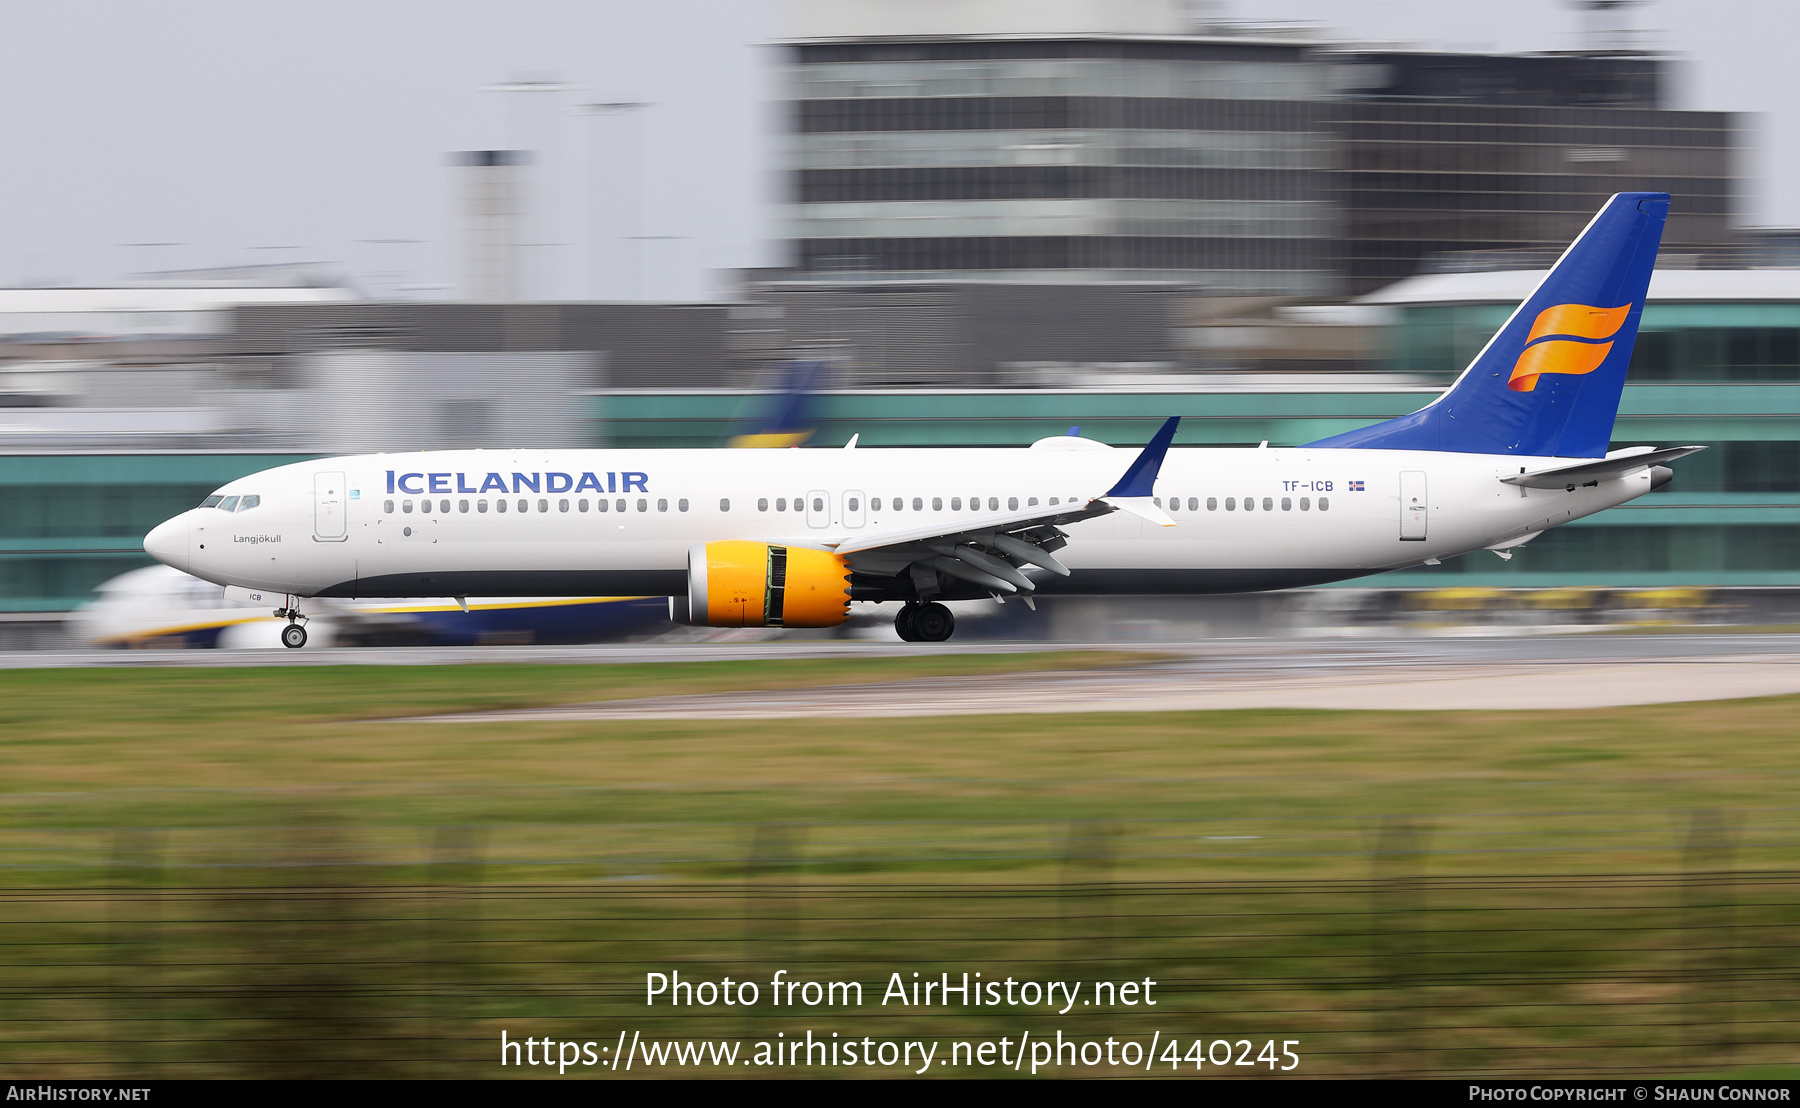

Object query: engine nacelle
[674,541,850,628]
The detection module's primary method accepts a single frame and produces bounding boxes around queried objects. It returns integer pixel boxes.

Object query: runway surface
[10,634,1800,715]
[288,632,1800,720]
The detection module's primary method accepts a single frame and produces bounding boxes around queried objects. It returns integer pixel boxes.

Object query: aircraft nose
[143,514,189,573]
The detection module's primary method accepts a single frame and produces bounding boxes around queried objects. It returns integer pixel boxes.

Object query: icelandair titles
[386,469,648,496]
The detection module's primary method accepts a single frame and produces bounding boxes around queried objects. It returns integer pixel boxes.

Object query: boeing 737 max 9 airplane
[144,193,1699,646]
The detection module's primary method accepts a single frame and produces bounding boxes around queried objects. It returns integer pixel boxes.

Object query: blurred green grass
[2,653,1797,1078]
[1,653,1797,857]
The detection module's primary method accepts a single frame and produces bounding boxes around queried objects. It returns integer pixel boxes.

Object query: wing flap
[832,501,1104,555]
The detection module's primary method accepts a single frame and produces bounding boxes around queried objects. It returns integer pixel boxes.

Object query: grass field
[1,652,1796,1078]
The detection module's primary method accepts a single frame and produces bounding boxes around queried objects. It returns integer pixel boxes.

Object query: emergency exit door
[1399,470,1428,541]
[315,471,347,540]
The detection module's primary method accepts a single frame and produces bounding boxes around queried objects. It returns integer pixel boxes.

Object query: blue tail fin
[1307,192,1670,458]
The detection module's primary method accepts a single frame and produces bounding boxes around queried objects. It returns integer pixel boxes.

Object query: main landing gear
[894,601,955,643]
[274,597,308,649]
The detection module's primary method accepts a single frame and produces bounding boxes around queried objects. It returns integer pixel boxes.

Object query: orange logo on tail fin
[1508,303,1631,391]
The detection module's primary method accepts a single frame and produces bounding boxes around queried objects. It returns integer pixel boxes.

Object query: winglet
[1105,416,1181,498]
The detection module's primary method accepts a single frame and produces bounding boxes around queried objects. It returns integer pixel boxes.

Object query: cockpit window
[238,495,260,511]
[200,495,224,508]
[218,496,240,512]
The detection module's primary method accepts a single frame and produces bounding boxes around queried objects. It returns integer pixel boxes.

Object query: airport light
[572,101,653,299]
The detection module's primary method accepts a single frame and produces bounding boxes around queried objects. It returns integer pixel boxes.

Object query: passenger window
[384,499,395,514]
[1049,497,1059,506]
[559,499,569,513]
[1207,497,1217,511]
[1166,497,1176,512]
[497,499,507,513]
[479,499,489,513]
[1188,497,1199,511]
[460,499,470,513]
[914,497,924,511]
[596,498,607,512]
[1299,497,1310,511]
[847,497,859,512]
[1225,497,1235,511]
[1263,497,1274,511]
[615,499,626,513]
[638,499,648,512]
[200,495,224,508]
[932,497,942,511]
[538,499,549,513]
[988,497,998,511]
[1244,497,1255,512]
[1028,497,1037,507]
[951,497,962,510]
[811,497,822,512]
[1319,497,1330,511]
[776,497,787,512]
[403,500,414,514]
[1153,497,1162,508]
[219,496,240,512]
[1007,496,1018,510]
[239,495,260,511]
[518,499,528,513]
[1281,497,1292,511]
[579,498,589,512]
[718,498,728,512]
[758,498,768,512]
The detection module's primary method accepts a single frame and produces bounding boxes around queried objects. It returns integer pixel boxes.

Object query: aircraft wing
[827,417,1182,598]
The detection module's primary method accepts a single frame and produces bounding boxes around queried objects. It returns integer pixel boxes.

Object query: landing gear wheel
[894,605,919,642]
[912,602,955,643]
[281,623,308,650]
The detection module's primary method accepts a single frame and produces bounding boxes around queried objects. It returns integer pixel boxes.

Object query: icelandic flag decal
[1348,480,1365,491]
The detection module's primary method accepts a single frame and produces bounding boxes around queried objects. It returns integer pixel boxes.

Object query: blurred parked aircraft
[73,565,668,648]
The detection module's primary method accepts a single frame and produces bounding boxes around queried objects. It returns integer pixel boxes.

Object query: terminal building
[0,0,1792,637]
[777,0,1740,293]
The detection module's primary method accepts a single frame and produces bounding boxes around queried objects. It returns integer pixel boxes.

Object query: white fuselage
[143,445,1655,600]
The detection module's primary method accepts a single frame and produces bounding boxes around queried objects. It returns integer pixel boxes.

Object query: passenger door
[842,490,865,529]
[314,471,347,541]
[1399,470,1428,541]
[806,489,830,529]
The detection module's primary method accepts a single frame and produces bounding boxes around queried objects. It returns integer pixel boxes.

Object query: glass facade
[0,455,313,612]
[1334,103,1739,294]
[787,40,1337,292]
[1393,304,1800,383]
[784,39,1739,294]
[596,295,1800,590]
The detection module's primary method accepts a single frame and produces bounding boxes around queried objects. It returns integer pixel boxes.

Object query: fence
[2,811,1795,1078]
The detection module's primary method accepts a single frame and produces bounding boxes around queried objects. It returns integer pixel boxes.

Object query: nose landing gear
[274,596,309,649]
[894,601,954,643]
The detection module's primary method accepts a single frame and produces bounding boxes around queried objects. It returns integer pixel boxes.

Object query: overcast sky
[0,0,1790,299]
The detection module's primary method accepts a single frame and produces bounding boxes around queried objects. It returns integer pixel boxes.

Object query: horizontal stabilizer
[1501,446,1705,489]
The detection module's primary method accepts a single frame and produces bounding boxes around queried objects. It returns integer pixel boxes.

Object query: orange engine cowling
[679,541,850,628]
